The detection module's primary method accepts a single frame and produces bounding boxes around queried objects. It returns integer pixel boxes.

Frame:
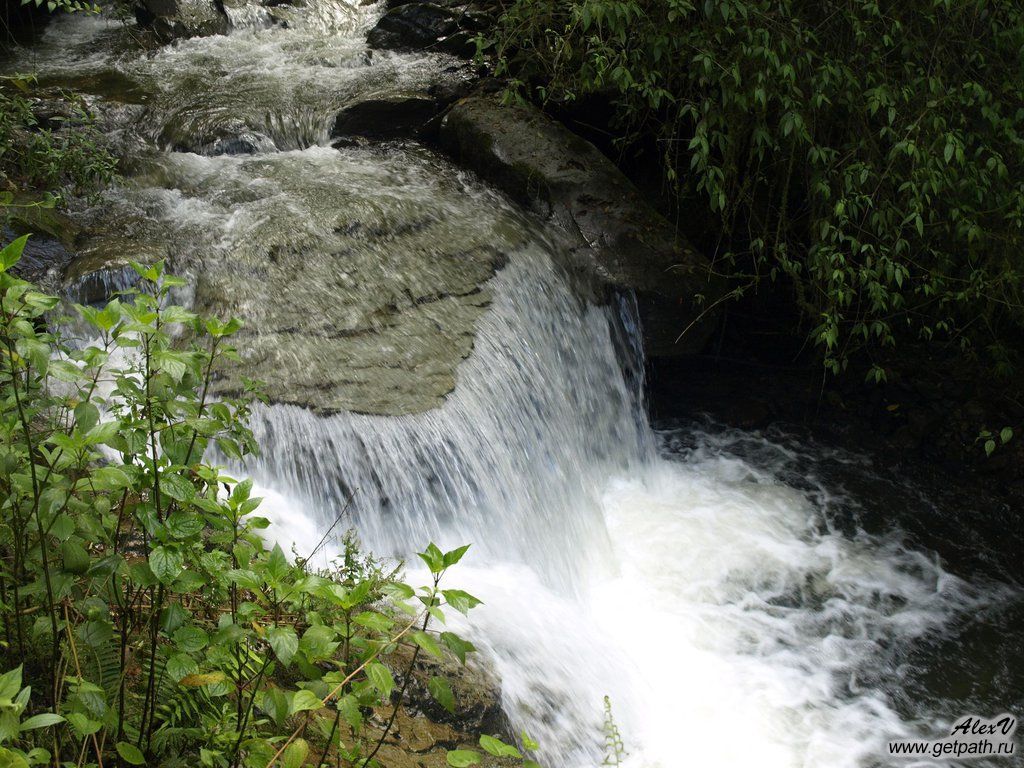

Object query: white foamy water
[246,253,993,768]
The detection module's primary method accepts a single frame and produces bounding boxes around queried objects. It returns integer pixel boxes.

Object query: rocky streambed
[3,0,713,416]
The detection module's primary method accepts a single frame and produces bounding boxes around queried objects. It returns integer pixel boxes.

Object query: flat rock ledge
[435,93,719,357]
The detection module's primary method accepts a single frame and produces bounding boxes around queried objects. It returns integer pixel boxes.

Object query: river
[4,2,1021,766]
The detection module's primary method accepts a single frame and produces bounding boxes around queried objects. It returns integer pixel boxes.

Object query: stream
[4,2,1022,766]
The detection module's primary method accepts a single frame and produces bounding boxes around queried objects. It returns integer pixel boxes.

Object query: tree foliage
[488,0,1024,377]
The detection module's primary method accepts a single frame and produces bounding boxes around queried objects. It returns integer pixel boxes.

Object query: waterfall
[7,4,1015,766]
[243,248,997,768]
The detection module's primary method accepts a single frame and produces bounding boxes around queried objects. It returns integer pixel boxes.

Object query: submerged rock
[135,0,229,42]
[107,146,528,417]
[437,94,718,356]
[62,236,168,306]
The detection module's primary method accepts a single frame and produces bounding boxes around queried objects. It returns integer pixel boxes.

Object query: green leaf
[266,543,289,583]
[166,512,204,539]
[0,666,22,700]
[411,631,442,658]
[116,742,146,765]
[428,676,454,714]
[442,544,471,567]
[225,569,263,591]
[298,624,338,661]
[281,739,309,768]
[91,465,133,490]
[442,589,482,615]
[60,540,90,574]
[446,750,480,767]
[337,694,362,730]
[19,714,64,731]
[166,652,197,682]
[0,235,29,271]
[479,735,521,758]
[417,543,445,573]
[289,690,323,715]
[172,626,209,653]
[365,662,394,700]
[353,610,393,634]
[160,472,196,502]
[154,350,191,381]
[382,582,415,601]
[440,632,476,665]
[74,401,99,434]
[65,712,101,737]
[1000,427,1013,444]
[83,420,119,446]
[266,626,298,665]
[149,546,184,584]
[260,687,289,727]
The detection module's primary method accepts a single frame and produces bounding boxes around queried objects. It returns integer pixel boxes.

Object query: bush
[0,82,119,201]
[0,239,510,767]
[487,0,1024,379]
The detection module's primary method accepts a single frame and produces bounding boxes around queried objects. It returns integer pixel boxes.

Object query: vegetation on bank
[486,0,1024,385]
[0,247,543,767]
[0,81,118,203]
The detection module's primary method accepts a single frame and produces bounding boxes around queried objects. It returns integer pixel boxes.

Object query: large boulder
[307,641,510,768]
[135,0,229,42]
[62,236,167,306]
[436,94,718,356]
[4,203,80,288]
[366,1,491,58]
[367,3,460,51]
[330,77,476,142]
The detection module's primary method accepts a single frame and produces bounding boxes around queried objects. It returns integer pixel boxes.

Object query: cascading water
[242,248,1008,768]
[4,3,1019,767]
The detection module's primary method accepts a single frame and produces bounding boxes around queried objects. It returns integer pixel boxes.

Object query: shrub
[487,0,1024,378]
[0,238,488,767]
[0,81,119,202]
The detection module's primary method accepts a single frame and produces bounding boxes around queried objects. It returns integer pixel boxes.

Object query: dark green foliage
[0,81,119,201]
[488,0,1024,378]
[0,241,486,767]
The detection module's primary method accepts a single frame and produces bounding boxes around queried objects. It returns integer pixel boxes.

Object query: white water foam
[245,251,991,768]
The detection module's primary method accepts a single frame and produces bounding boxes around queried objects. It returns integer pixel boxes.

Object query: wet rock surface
[330,75,475,141]
[62,234,167,305]
[73,145,527,417]
[331,96,443,140]
[135,0,230,41]
[366,0,490,58]
[436,93,718,357]
[387,642,506,737]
